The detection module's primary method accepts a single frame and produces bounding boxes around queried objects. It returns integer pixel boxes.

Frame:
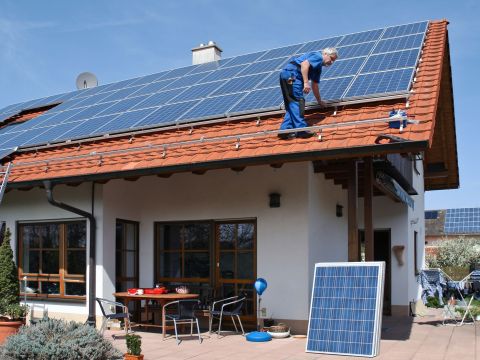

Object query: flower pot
[124,354,144,360]
[0,319,23,345]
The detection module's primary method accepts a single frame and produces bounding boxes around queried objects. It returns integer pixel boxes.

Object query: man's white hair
[323,47,339,58]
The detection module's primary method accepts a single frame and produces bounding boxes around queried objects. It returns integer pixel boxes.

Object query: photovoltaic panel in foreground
[306,262,385,357]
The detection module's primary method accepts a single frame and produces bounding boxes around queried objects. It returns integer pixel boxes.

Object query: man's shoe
[277,133,296,140]
[296,131,315,139]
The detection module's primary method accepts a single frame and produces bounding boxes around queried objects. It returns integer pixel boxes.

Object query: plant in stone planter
[125,333,143,360]
[0,228,28,345]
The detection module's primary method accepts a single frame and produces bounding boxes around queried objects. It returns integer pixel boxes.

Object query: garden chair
[96,297,132,338]
[163,299,202,345]
[209,295,245,338]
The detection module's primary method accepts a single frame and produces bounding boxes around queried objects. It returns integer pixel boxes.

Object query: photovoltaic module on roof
[0,21,429,153]
[306,262,385,357]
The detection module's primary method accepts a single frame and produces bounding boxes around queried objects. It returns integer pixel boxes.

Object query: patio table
[113,292,199,338]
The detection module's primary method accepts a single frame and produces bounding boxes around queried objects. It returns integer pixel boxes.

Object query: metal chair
[96,297,132,338]
[163,299,202,345]
[209,296,245,338]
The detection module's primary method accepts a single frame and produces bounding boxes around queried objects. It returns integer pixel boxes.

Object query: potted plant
[0,228,28,345]
[125,333,143,360]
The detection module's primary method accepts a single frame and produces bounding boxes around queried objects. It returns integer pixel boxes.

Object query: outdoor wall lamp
[269,193,281,208]
[336,204,343,217]
[392,245,405,266]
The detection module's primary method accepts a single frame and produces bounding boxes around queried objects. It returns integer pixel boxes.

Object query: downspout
[44,180,97,326]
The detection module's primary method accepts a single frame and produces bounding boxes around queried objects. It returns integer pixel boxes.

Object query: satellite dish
[76,72,98,90]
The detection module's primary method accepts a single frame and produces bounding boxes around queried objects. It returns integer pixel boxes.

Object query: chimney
[191,40,222,65]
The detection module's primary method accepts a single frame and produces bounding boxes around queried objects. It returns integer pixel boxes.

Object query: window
[18,221,87,300]
[414,231,419,275]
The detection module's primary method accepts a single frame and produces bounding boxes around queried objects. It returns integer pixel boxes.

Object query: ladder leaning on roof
[0,162,12,205]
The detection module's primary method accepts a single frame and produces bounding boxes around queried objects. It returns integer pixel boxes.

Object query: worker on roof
[278,47,338,139]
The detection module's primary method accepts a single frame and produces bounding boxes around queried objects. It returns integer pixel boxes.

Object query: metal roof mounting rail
[0,162,13,205]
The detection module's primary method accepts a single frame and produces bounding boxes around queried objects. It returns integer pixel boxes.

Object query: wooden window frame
[17,220,87,301]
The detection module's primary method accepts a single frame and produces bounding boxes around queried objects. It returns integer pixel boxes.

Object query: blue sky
[0,0,478,210]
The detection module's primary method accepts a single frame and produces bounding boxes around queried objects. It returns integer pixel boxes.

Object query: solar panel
[424,210,439,220]
[0,148,15,161]
[306,262,384,357]
[444,208,480,234]
[0,20,429,149]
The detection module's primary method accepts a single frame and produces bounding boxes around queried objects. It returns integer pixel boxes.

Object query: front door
[215,221,256,322]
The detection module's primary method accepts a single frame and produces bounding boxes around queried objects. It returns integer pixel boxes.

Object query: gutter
[43,180,97,327]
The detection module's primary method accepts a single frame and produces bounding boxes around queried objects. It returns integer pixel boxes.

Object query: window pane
[22,225,40,248]
[219,224,235,249]
[65,283,86,296]
[42,251,59,273]
[41,281,60,295]
[23,250,39,273]
[66,222,86,248]
[41,224,59,248]
[238,223,254,249]
[125,251,136,277]
[125,223,136,250]
[115,223,123,250]
[67,250,86,275]
[183,224,210,250]
[116,251,122,277]
[159,252,181,278]
[158,225,181,250]
[220,252,235,279]
[184,252,209,278]
[23,280,39,294]
[237,252,254,279]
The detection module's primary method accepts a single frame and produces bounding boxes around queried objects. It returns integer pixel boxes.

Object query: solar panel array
[306,262,384,357]
[0,21,428,153]
[444,208,480,234]
[424,210,439,220]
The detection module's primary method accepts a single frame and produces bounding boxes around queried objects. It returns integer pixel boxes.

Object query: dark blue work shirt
[285,52,323,83]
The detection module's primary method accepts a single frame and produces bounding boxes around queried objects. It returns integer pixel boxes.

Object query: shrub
[126,333,142,356]
[0,318,123,360]
[0,228,20,316]
[425,296,442,308]
[435,237,480,269]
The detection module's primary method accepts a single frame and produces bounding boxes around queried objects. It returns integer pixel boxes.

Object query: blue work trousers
[279,68,307,130]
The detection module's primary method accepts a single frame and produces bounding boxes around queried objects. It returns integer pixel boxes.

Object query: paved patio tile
[105,309,478,360]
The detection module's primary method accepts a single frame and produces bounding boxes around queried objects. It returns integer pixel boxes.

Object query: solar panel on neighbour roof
[444,208,480,234]
[0,21,429,150]
[306,262,385,357]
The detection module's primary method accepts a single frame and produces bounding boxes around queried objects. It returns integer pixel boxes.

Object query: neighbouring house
[425,208,480,256]
[0,20,458,333]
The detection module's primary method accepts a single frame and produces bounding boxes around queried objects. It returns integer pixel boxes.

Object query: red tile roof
[2,20,456,188]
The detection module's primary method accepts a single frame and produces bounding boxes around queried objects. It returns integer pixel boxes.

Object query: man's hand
[303,84,311,94]
[317,99,326,108]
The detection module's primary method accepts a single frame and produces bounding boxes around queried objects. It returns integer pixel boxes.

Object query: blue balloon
[254,278,267,295]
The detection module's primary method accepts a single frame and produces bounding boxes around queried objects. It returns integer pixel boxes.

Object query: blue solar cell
[97,108,159,134]
[424,210,439,220]
[187,61,221,75]
[129,79,171,97]
[49,97,94,113]
[127,71,171,86]
[71,84,113,99]
[57,114,120,140]
[322,57,366,79]
[345,68,413,97]
[338,29,384,46]
[98,86,146,103]
[23,122,86,146]
[181,93,245,120]
[161,72,212,91]
[361,49,418,73]
[98,78,141,92]
[0,103,22,115]
[0,148,15,160]
[65,102,120,121]
[0,128,51,148]
[131,89,180,110]
[134,101,199,128]
[94,96,149,116]
[170,81,224,102]
[239,57,288,76]
[63,92,117,109]
[256,72,279,89]
[212,74,265,96]
[220,51,267,67]
[259,44,306,60]
[306,263,384,357]
[320,76,355,100]
[228,87,283,114]
[25,93,66,109]
[10,113,59,132]
[373,33,424,54]
[336,42,375,60]
[0,122,24,135]
[382,21,428,39]
[299,37,343,53]
[199,65,247,83]
[34,108,85,127]
[160,66,198,80]
[0,111,18,123]
[444,208,480,234]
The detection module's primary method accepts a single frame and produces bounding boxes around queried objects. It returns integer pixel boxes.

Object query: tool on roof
[0,162,12,206]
